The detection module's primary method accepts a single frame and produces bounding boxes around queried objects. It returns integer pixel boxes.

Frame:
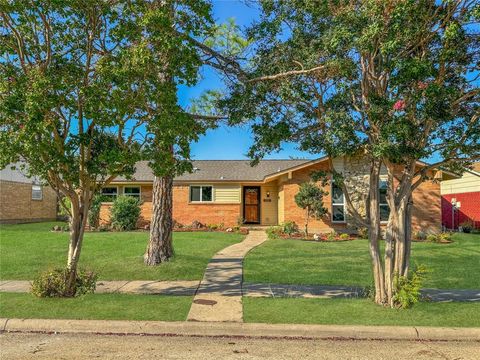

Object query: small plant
[357,227,368,239]
[460,220,474,233]
[236,216,244,226]
[437,232,452,243]
[339,233,350,241]
[207,223,219,231]
[414,230,427,241]
[281,221,299,235]
[326,231,337,241]
[88,194,106,229]
[294,182,328,235]
[266,226,282,239]
[110,196,141,231]
[392,265,429,309]
[426,234,437,242]
[31,267,97,298]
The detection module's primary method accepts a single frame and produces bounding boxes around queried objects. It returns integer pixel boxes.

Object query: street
[1,332,479,359]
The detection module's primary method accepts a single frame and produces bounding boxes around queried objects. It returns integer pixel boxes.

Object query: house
[0,163,58,224]
[99,156,454,234]
[441,162,480,230]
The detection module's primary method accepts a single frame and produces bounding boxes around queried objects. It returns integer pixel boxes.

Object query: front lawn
[243,297,480,327]
[243,233,480,289]
[0,292,191,321]
[0,222,244,280]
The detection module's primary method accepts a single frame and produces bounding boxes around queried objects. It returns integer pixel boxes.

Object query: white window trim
[123,186,141,199]
[101,185,119,203]
[32,184,43,201]
[331,181,346,223]
[189,185,214,203]
[379,177,389,224]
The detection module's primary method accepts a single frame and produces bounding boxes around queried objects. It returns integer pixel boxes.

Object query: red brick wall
[441,192,480,229]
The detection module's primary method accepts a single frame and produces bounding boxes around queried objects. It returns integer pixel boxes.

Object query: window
[124,186,140,198]
[32,185,42,200]
[331,182,346,222]
[379,179,390,222]
[101,186,117,201]
[190,185,213,202]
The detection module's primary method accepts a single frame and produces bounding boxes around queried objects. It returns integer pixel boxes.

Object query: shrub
[460,220,474,233]
[414,230,427,241]
[110,196,141,231]
[281,221,299,235]
[339,233,350,240]
[357,227,368,239]
[426,234,437,242]
[31,267,97,298]
[207,223,219,231]
[437,232,452,243]
[326,231,337,241]
[88,194,106,229]
[392,265,428,309]
[266,226,282,239]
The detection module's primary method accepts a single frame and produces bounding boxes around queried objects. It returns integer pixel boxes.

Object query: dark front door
[243,186,260,224]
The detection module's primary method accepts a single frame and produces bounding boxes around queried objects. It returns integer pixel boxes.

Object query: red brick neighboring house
[441,163,480,230]
[100,156,455,234]
[0,163,58,224]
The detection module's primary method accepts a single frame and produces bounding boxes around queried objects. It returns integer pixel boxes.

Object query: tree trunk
[144,175,174,265]
[368,160,387,305]
[65,194,90,296]
[305,207,309,236]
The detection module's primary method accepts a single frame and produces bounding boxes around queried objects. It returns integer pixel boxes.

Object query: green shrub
[266,226,282,239]
[339,233,350,240]
[460,220,474,233]
[110,196,141,231]
[392,265,428,309]
[326,231,337,241]
[31,267,97,298]
[281,221,299,235]
[207,223,219,231]
[426,234,437,242]
[437,232,452,242]
[414,230,427,241]
[357,227,368,239]
[88,194,106,229]
[58,196,71,219]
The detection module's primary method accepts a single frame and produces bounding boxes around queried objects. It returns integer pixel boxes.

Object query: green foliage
[393,265,429,309]
[294,182,328,219]
[266,226,282,240]
[414,231,427,241]
[281,221,299,235]
[31,267,97,298]
[326,231,337,241]
[339,233,350,241]
[110,196,141,231]
[88,194,107,229]
[58,197,71,219]
[460,220,474,233]
[426,234,438,243]
[357,227,369,239]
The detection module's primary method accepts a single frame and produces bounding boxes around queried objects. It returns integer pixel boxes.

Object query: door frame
[243,186,261,224]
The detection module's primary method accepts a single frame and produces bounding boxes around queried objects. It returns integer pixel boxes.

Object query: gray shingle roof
[114,159,312,182]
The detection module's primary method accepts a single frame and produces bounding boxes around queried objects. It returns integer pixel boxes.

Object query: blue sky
[177,1,315,161]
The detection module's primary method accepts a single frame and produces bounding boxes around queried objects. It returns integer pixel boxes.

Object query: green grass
[0,222,244,280]
[244,233,480,289]
[0,292,191,321]
[243,297,480,327]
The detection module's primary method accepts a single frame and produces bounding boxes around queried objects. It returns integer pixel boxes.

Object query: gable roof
[0,162,43,184]
[113,159,312,183]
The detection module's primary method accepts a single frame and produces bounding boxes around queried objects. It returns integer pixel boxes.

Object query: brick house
[100,156,454,234]
[441,162,480,230]
[0,163,58,224]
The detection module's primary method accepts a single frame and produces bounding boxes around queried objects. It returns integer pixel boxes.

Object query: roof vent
[193,167,199,172]
[277,168,281,172]
[220,176,225,180]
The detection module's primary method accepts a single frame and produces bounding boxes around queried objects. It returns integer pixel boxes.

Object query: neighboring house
[100,156,454,234]
[441,162,480,230]
[0,163,58,224]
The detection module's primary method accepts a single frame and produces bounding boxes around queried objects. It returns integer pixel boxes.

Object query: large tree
[220,0,479,306]
[0,1,161,294]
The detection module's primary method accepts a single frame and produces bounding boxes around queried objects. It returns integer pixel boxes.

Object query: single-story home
[100,156,454,234]
[441,162,480,230]
[0,163,58,224]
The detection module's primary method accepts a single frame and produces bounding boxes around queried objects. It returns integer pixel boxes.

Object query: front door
[243,186,260,224]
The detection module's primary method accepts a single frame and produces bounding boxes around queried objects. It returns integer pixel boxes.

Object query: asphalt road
[1,332,479,359]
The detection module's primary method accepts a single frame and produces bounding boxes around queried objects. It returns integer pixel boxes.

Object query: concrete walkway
[187,230,268,322]
[0,280,199,296]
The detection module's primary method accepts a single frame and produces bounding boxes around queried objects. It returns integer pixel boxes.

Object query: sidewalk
[187,230,268,322]
[1,317,479,342]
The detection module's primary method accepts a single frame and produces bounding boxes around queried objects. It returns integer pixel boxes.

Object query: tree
[0,2,157,295]
[294,182,327,236]
[220,1,479,306]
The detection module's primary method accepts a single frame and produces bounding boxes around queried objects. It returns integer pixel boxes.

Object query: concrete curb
[1,318,478,342]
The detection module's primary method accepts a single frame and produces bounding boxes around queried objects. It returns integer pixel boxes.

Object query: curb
[1,318,479,342]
